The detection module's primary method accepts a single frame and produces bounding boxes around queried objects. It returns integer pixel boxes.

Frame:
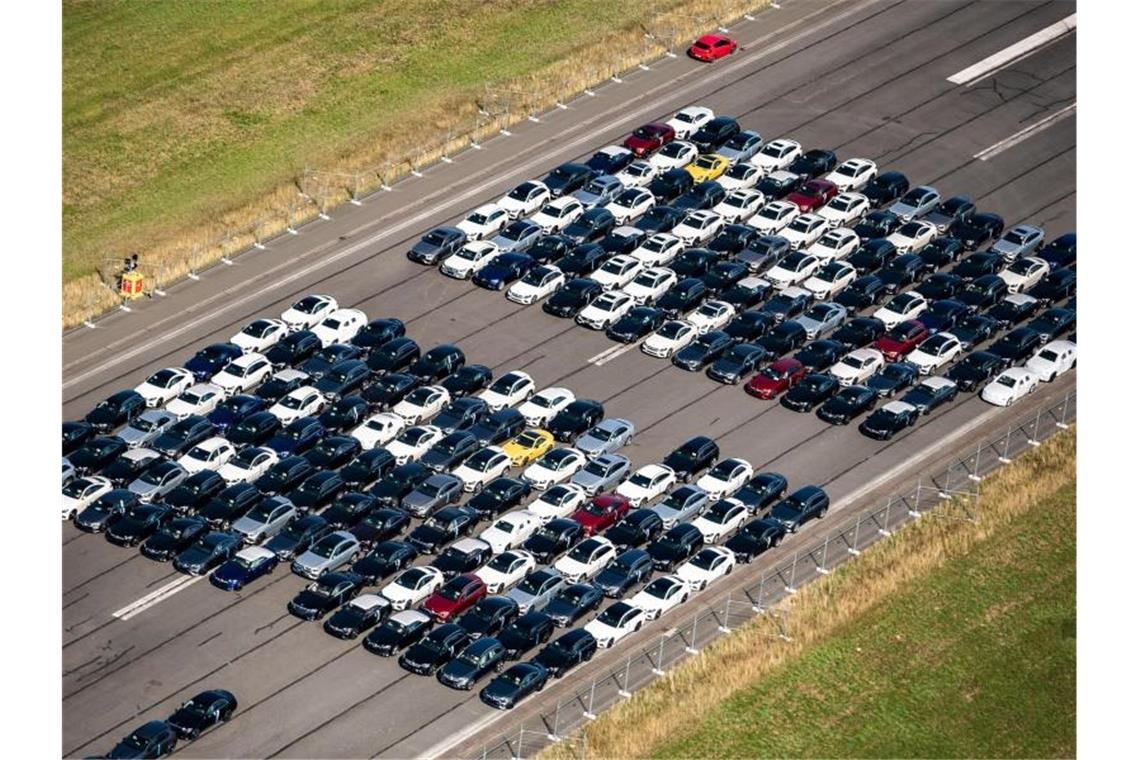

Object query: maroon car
[422,573,487,623]
[873,320,930,362]
[571,493,632,536]
[786,179,839,213]
[623,123,676,158]
[745,357,807,399]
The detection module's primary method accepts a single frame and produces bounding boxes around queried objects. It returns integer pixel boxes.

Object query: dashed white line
[111,574,204,621]
[588,342,640,367]
[946,13,1075,86]
[974,102,1075,161]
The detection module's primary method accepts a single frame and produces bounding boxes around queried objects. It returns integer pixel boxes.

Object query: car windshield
[139,466,172,485]
[630,473,655,488]
[690,550,720,571]
[132,416,161,432]
[997,375,1018,388]
[597,605,630,626]
[661,142,687,157]
[568,542,599,562]
[397,569,429,589]
[311,538,344,558]
[438,582,468,601]
[280,393,310,410]
[519,574,549,595]
[659,322,688,339]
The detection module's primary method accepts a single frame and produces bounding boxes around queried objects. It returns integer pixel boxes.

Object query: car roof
[390,609,431,625]
[451,537,491,553]
[920,377,957,390]
[351,593,390,610]
[235,546,276,562]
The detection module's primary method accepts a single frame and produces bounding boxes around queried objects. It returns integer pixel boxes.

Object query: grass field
[544,429,1076,759]
[62,0,760,324]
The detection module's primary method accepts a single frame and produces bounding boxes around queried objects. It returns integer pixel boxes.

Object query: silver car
[401,473,463,518]
[716,130,763,163]
[570,453,631,496]
[231,495,297,544]
[127,460,188,502]
[62,458,75,486]
[573,175,623,208]
[117,409,178,449]
[989,224,1045,263]
[793,301,848,340]
[650,485,709,529]
[506,568,566,614]
[574,418,635,457]
[292,530,361,579]
[888,185,941,222]
[490,219,543,253]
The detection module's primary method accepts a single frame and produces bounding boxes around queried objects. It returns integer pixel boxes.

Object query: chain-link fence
[471,390,1077,759]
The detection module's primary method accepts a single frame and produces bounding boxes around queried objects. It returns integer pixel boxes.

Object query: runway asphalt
[61,0,1077,756]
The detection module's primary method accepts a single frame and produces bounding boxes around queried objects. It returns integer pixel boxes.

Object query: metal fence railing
[471,390,1076,759]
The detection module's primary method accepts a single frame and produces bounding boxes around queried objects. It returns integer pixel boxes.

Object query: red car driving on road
[688,34,737,62]
[745,357,807,399]
[623,122,676,157]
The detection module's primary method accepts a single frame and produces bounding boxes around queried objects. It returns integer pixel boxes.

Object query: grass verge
[540,427,1076,759]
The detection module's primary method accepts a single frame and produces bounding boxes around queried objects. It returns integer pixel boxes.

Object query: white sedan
[623,267,677,305]
[453,446,512,492]
[696,458,753,500]
[476,549,537,594]
[874,291,929,329]
[615,160,658,188]
[62,475,113,520]
[478,510,544,553]
[269,386,327,424]
[393,385,451,424]
[641,319,697,358]
[530,197,584,233]
[829,348,886,385]
[440,240,500,279]
[217,446,279,485]
[555,536,617,582]
[981,368,1040,407]
[631,233,684,266]
[825,157,878,191]
[584,601,646,649]
[887,220,938,254]
[676,546,736,591]
[280,294,338,331]
[781,213,828,250]
[457,203,510,240]
[518,387,576,427]
[691,498,750,543]
[166,383,225,419]
[719,162,763,191]
[507,264,565,305]
[498,180,551,220]
[685,300,736,334]
[751,138,802,174]
[998,256,1050,294]
[381,566,445,610]
[671,209,725,245]
[747,200,798,234]
[312,308,367,347]
[526,483,588,522]
[615,464,677,507]
[135,367,195,408]
[177,436,236,474]
[386,425,444,465]
[605,187,656,224]
[764,251,822,288]
[908,333,964,375]
[817,192,870,228]
[479,371,536,412]
[590,254,644,291]
[576,290,635,330]
[630,575,690,620]
[713,189,765,223]
[1026,340,1076,382]
[231,318,288,354]
[649,140,699,172]
[803,260,858,300]
[665,106,714,139]
[522,447,587,490]
[807,227,860,263]
[351,412,406,449]
[211,352,272,396]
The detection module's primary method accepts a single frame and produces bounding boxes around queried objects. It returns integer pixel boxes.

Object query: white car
[648,140,699,173]
[530,196,584,233]
[998,256,1050,294]
[718,162,762,190]
[135,367,195,408]
[751,138,802,174]
[230,318,288,354]
[615,464,677,507]
[642,319,697,358]
[908,333,964,375]
[507,264,565,305]
[457,203,509,240]
[665,106,714,139]
[476,549,538,594]
[764,251,822,288]
[217,446,279,485]
[312,308,367,347]
[817,192,870,228]
[605,187,656,224]
[672,209,725,245]
[589,254,644,291]
[393,385,451,424]
[381,566,445,610]
[887,220,938,254]
[747,200,798,234]
[676,546,736,591]
[439,240,500,279]
[351,412,406,449]
[584,601,646,649]
[623,267,677,305]
[615,160,658,188]
[781,213,828,250]
[696,458,753,500]
[166,383,225,419]
[825,157,878,191]
[631,233,684,266]
[526,483,588,522]
[804,260,858,300]
[498,180,551,219]
[177,436,236,474]
[1026,340,1076,382]
[685,300,736,334]
[480,371,535,412]
[269,386,327,424]
[453,446,512,492]
[210,352,272,396]
[478,510,543,553]
[386,425,444,465]
[630,575,690,620]
[982,368,1040,407]
[691,498,749,543]
[829,348,886,385]
[576,290,635,330]
[555,536,617,583]
[713,189,765,223]
[522,447,587,490]
[874,291,929,329]
[62,475,113,520]
[807,227,860,262]
[280,294,338,331]
[518,387,576,427]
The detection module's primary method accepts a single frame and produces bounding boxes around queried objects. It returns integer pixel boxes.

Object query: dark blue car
[266,416,326,456]
[184,343,243,381]
[473,253,536,290]
[207,394,265,434]
[209,546,280,591]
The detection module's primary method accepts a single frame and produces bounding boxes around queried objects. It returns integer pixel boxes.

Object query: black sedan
[548,399,605,442]
[141,516,209,562]
[766,486,829,532]
[672,330,733,371]
[594,548,654,598]
[106,720,179,759]
[323,594,392,639]
[859,400,921,440]
[287,571,364,620]
[264,513,332,562]
[604,508,665,550]
[469,408,527,447]
[85,390,146,434]
[363,341,416,379]
[74,489,138,533]
[437,637,510,690]
[185,342,244,380]
[606,306,666,343]
[399,623,471,675]
[646,523,704,571]
[105,503,173,547]
[351,317,406,350]
[166,688,237,741]
[706,343,770,384]
[725,517,786,562]
[173,531,242,575]
[351,539,418,584]
[363,372,423,409]
[663,436,719,483]
[70,436,129,476]
[364,609,434,657]
[543,583,605,628]
[725,310,777,344]
[866,361,920,398]
[254,455,314,496]
[950,211,1004,250]
[480,662,550,710]
[340,449,397,490]
[370,462,432,507]
[543,278,604,318]
[498,612,557,660]
[734,472,788,514]
[793,339,845,373]
[833,317,886,351]
[442,364,494,397]
[305,436,362,471]
[468,477,532,519]
[756,321,809,356]
[456,595,521,640]
[835,274,888,309]
[816,384,877,425]
[780,372,840,412]
[946,351,1009,392]
[531,628,598,678]
[522,518,585,565]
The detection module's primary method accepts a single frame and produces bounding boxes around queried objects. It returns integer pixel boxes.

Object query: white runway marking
[974,102,1076,161]
[111,574,204,621]
[946,13,1075,86]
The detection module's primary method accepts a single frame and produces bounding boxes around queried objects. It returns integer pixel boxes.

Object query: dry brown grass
[539,427,1077,760]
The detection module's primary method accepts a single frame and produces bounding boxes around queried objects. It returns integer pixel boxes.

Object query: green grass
[655,481,1076,759]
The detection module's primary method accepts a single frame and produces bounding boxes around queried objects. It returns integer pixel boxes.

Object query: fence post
[968,440,983,481]
[815,532,830,574]
[1000,423,1013,463]
[547,700,561,741]
[908,480,922,518]
[685,612,699,654]
[513,723,524,760]
[1057,393,1071,429]
[482,742,489,760]
[440,126,456,163]
[1027,407,1042,446]
[784,553,797,593]
[652,636,666,675]
[751,573,765,612]
[619,655,632,697]
[848,514,862,555]
[152,259,167,297]
[879,497,893,536]
[583,680,597,720]
[718,596,732,633]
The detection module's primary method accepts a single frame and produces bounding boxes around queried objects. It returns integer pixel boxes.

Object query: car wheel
[819,506,829,519]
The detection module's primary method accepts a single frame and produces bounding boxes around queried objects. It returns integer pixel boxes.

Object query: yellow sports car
[502,428,555,467]
[685,153,730,183]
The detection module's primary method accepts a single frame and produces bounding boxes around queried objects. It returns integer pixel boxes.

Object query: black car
[607,306,666,343]
[544,277,604,317]
[657,277,709,317]
[324,594,392,639]
[288,571,364,620]
[185,342,245,380]
[756,170,802,200]
[544,583,605,628]
[953,252,1004,282]
[863,170,909,206]
[710,224,762,258]
[918,236,967,272]
[564,207,616,243]
[468,477,532,519]
[173,531,241,575]
[949,314,1002,350]
[370,462,431,507]
[264,513,332,562]
[794,339,845,373]
[759,289,811,323]
[950,211,1004,251]
[595,548,654,597]
[548,399,604,443]
[691,115,740,153]
[166,688,237,741]
[364,609,434,657]
[225,411,279,448]
[916,273,965,302]
[833,317,886,350]
[63,420,95,457]
[522,518,585,564]
[788,148,838,178]
[648,168,695,203]
[877,253,925,294]
[437,637,509,690]
[673,330,733,371]
[853,211,902,241]
[531,628,597,678]
[847,239,897,276]
[527,234,575,266]
[900,378,959,414]
[605,508,665,550]
[343,501,406,546]
[441,364,494,397]
[1025,307,1076,344]
[420,431,479,473]
[473,253,536,290]
[85,390,146,434]
[543,162,594,197]
[106,503,172,547]
[756,320,809,356]
[433,397,490,434]
[265,416,325,456]
[304,435,361,470]
[74,488,137,532]
[986,297,1038,330]
[720,277,773,311]
[859,400,921,440]
[301,343,365,380]
[365,337,420,375]
[287,470,346,514]
[497,612,557,660]
[946,350,1009,392]
[866,360,920,398]
[780,372,840,412]
[199,482,260,531]
[599,226,647,256]
[1027,267,1076,303]
[407,505,481,553]
[558,244,609,278]
[1038,232,1076,270]
[141,516,209,561]
[924,195,976,233]
[264,330,321,369]
[737,234,790,274]
[647,522,704,571]
[634,204,688,234]
[725,310,777,344]
[989,326,1045,364]
[734,472,788,514]
[836,274,888,309]
[706,342,770,384]
[322,491,378,530]
[816,384,877,425]
[352,318,405,350]
[703,261,750,294]
[766,485,829,532]
[469,408,527,447]
[670,249,720,280]
[457,595,520,640]
[725,516,786,562]
[252,455,312,497]
[351,539,417,583]
[431,538,495,578]
[102,449,163,486]
[106,720,179,759]
[70,435,130,475]
[207,393,266,434]
[480,661,550,710]
[918,299,970,332]
[955,274,1006,314]
[409,344,466,383]
[673,180,726,211]
[340,448,396,490]
[408,225,466,265]
[256,371,309,404]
